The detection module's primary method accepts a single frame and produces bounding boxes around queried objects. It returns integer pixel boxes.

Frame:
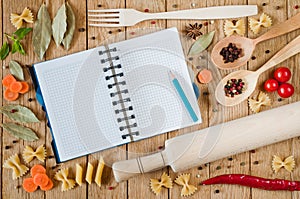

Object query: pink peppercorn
[144,8,149,12]
[294,5,299,9]
[10,109,17,113]
[151,21,156,24]
[108,186,114,190]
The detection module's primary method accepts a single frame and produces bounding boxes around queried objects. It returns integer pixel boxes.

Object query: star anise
[185,23,203,40]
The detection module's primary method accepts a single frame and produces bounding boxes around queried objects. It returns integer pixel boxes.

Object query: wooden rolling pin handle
[112,152,166,182]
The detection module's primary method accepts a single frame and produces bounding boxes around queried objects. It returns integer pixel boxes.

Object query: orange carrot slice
[4,89,19,101]
[40,179,53,191]
[197,69,212,84]
[2,74,16,88]
[33,173,49,187]
[23,178,38,193]
[31,164,46,177]
[9,81,23,93]
[19,82,30,94]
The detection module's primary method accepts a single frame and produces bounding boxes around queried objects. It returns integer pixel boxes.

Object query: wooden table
[1,0,300,198]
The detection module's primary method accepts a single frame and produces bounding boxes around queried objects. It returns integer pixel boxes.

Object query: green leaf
[62,2,75,50]
[14,27,32,40]
[32,3,52,60]
[0,105,40,123]
[9,60,24,81]
[52,3,67,46]
[0,42,10,60]
[1,123,39,141]
[11,40,21,54]
[188,31,215,56]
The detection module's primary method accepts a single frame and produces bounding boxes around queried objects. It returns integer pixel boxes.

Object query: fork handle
[144,5,257,20]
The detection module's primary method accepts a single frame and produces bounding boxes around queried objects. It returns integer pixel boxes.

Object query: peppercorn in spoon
[211,12,300,70]
[215,34,300,106]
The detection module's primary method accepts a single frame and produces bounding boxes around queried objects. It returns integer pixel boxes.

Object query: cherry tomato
[264,79,279,92]
[274,67,291,83]
[277,83,294,98]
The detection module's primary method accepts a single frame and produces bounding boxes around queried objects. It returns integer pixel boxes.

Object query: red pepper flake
[151,21,156,25]
[203,21,208,26]
[10,109,17,113]
[294,5,299,9]
[108,186,114,190]
[144,8,149,12]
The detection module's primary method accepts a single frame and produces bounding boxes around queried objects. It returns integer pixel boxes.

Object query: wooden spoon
[211,12,300,70]
[215,35,300,106]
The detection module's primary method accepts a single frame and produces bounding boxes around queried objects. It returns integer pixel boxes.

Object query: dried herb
[0,28,32,59]
[185,23,203,40]
[32,3,52,60]
[0,105,40,123]
[1,123,39,141]
[0,42,9,60]
[52,3,67,46]
[188,31,215,56]
[62,2,75,50]
[9,60,24,81]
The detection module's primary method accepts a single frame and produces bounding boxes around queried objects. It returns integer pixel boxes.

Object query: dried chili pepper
[201,174,300,191]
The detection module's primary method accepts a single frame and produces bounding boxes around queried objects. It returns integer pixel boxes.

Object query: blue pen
[169,71,198,122]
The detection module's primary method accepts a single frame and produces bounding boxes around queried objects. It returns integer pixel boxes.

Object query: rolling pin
[113,102,300,182]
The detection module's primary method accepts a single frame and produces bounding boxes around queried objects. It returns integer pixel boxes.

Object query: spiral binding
[99,47,139,140]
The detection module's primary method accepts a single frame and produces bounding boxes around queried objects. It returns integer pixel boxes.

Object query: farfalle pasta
[22,145,47,163]
[3,153,29,180]
[249,13,272,34]
[95,157,105,187]
[174,173,197,197]
[224,19,245,36]
[248,91,271,113]
[150,172,172,195]
[54,168,76,192]
[272,155,295,173]
[10,7,34,29]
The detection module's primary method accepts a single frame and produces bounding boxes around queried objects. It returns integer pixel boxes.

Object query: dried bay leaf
[0,105,40,123]
[188,31,215,56]
[32,3,52,60]
[9,60,24,81]
[52,3,67,46]
[62,2,75,50]
[1,123,39,141]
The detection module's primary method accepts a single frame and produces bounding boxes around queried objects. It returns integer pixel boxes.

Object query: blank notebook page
[34,27,201,162]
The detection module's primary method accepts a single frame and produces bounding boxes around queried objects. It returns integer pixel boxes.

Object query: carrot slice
[4,89,19,101]
[40,179,53,191]
[33,173,49,187]
[31,164,46,177]
[9,81,23,93]
[197,69,212,84]
[2,74,16,88]
[23,178,38,193]
[19,82,30,94]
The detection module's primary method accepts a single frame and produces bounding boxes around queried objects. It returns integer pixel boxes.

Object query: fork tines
[88,9,121,27]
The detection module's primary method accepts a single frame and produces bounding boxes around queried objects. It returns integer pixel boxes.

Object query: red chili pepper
[201,174,300,191]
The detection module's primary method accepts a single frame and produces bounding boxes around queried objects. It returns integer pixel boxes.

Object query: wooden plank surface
[1,0,300,199]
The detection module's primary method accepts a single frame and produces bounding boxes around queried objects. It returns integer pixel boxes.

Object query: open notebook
[31,28,201,162]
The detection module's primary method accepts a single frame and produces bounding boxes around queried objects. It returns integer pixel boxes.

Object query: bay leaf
[1,123,39,141]
[9,60,24,81]
[52,3,67,47]
[32,3,52,60]
[188,31,215,56]
[62,2,76,50]
[0,105,40,123]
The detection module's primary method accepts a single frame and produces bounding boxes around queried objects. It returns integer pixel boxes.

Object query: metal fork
[88,5,257,27]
